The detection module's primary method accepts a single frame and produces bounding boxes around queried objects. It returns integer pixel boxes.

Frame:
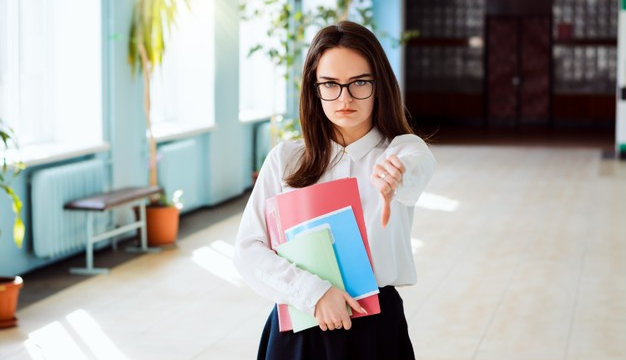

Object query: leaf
[13,217,24,249]
[294,10,302,22]
[247,44,263,58]
[0,118,26,248]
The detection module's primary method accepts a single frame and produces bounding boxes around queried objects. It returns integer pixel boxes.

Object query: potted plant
[128,0,188,245]
[145,190,184,246]
[0,118,26,328]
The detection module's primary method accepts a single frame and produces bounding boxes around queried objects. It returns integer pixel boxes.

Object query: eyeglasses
[314,79,375,101]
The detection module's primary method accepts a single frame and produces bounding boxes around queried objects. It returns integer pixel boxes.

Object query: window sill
[152,122,217,143]
[8,141,111,168]
[239,110,285,124]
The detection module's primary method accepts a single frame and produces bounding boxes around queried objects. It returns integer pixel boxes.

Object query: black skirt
[257,286,415,360]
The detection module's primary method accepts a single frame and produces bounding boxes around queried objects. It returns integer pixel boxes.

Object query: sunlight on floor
[25,321,89,360]
[411,238,424,255]
[23,309,128,360]
[416,192,460,212]
[66,309,128,360]
[191,240,243,287]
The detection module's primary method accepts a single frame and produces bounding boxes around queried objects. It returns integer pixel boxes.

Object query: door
[486,16,552,127]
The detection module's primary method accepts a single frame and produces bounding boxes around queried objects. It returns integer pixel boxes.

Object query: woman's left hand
[370,155,405,228]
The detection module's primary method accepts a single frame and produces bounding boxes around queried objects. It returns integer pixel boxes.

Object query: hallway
[1,142,625,360]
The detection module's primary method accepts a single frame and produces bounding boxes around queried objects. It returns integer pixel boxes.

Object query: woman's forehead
[316,47,371,79]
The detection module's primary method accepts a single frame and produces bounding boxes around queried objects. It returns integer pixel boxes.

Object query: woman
[234,21,436,360]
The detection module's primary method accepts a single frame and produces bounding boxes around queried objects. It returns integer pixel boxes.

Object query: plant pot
[0,276,23,329]
[146,205,180,246]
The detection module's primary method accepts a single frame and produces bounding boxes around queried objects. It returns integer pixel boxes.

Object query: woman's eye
[323,82,338,88]
[354,80,367,86]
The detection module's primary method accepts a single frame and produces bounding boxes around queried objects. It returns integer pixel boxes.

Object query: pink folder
[264,177,381,332]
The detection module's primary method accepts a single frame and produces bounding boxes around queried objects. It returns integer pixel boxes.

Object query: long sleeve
[385,134,436,207]
[233,142,332,316]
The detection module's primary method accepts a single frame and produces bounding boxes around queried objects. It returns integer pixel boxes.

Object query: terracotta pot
[0,276,23,329]
[146,205,180,246]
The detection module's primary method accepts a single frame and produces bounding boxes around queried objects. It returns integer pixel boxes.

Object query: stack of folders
[265,177,380,333]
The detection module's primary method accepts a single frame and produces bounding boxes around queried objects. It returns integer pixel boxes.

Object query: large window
[150,0,215,138]
[239,1,287,122]
[0,0,102,148]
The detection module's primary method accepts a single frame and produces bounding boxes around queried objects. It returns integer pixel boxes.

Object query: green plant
[156,189,184,210]
[128,0,188,198]
[240,0,418,142]
[0,118,26,248]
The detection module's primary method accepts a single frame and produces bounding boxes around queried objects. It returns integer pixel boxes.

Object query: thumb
[343,292,367,314]
[381,192,391,228]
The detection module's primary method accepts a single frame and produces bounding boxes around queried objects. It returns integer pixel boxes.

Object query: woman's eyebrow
[318,73,373,81]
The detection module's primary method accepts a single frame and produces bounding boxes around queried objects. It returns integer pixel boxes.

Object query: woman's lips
[336,109,356,115]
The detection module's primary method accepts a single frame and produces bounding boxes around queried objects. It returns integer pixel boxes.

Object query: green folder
[276,225,351,332]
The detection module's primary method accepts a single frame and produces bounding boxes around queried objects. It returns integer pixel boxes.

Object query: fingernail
[362,308,368,314]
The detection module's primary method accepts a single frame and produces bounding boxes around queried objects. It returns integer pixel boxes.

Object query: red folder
[264,177,381,332]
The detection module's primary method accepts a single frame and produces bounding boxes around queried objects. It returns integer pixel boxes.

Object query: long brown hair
[285,21,414,188]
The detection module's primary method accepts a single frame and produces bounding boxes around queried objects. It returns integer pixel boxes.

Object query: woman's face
[315,47,375,144]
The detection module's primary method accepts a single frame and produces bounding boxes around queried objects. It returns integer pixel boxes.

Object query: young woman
[235,21,436,360]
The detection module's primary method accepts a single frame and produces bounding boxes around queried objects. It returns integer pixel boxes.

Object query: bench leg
[70,212,109,275]
[126,202,161,254]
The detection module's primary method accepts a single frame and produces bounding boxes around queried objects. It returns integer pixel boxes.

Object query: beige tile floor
[1,144,625,360]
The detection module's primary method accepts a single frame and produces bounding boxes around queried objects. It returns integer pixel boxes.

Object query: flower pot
[146,205,180,246]
[0,276,23,329]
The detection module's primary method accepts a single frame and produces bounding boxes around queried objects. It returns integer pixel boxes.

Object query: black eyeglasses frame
[313,79,376,101]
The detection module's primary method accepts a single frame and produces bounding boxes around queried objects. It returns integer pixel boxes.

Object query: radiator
[157,138,202,212]
[31,158,108,258]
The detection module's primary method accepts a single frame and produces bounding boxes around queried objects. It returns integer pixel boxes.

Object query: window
[150,0,215,138]
[239,0,287,122]
[0,0,102,148]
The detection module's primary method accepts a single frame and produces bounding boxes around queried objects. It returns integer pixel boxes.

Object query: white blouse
[234,126,436,316]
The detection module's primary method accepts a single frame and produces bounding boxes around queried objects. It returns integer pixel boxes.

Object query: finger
[386,155,406,173]
[342,317,352,330]
[372,164,385,179]
[344,292,367,315]
[379,169,400,191]
[371,175,392,195]
[319,323,328,331]
[327,322,336,331]
[381,192,391,228]
[379,160,403,183]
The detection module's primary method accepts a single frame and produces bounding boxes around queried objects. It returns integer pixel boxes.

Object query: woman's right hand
[314,287,366,331]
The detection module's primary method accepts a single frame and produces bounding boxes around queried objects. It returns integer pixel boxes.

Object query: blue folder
[284,206,379,299]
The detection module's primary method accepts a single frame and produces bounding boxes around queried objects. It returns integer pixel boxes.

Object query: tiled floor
[1,140,625,360]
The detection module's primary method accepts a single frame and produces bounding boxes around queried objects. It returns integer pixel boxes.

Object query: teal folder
[284,206,379,300]
[276,225,350,332]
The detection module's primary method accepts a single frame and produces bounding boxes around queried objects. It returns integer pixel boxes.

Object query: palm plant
[0,118,26,248]
[128,0,187,196]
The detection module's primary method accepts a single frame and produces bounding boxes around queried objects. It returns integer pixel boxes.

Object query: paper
[276,226,350,332]
[285,207,379,300]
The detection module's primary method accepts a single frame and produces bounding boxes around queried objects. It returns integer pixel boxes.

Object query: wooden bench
[64,186,163,275]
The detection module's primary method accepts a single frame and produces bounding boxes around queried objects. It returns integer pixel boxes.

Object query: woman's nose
[338,86,353,103]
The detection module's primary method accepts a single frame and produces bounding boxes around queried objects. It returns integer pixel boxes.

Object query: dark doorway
[485,2,552,128]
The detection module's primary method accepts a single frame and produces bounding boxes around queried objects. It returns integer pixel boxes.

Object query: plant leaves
[14,217,24,249]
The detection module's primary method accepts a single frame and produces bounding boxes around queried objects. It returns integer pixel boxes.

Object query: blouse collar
[330,126,385,162]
